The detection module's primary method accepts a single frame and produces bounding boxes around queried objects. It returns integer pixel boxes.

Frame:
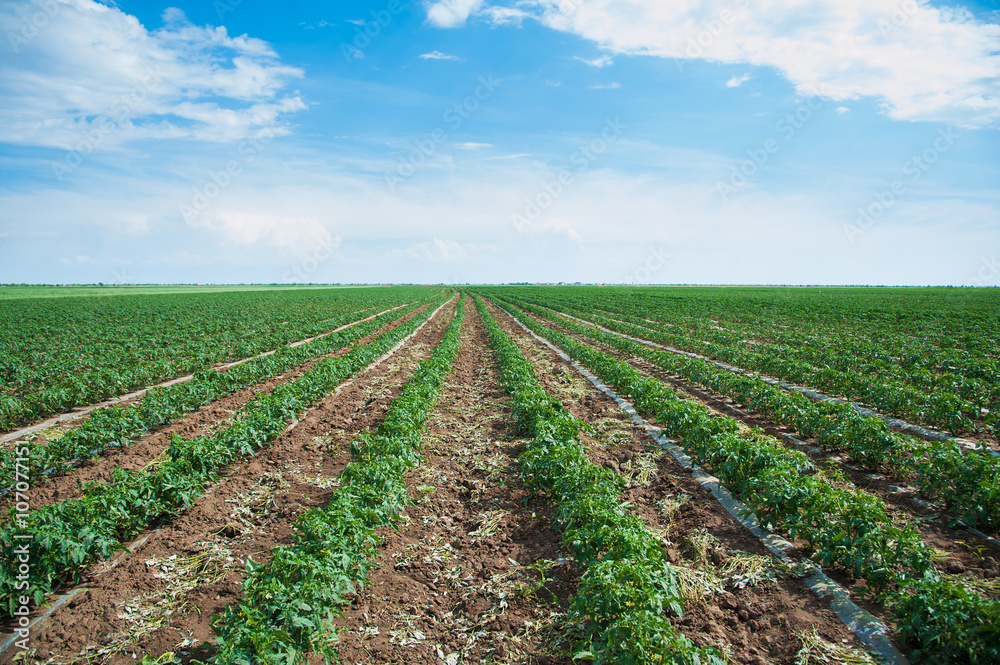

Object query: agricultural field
[1,285,998,664]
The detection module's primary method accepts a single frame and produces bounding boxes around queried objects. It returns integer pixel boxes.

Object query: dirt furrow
[485,299,881,665]
[520,307,1000,599]
[0,304,434,516]
[5,299,457,665]
[0,302,421,444]
[331,298,576,665]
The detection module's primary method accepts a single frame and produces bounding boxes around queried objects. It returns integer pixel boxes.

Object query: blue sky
[0,0,998,285]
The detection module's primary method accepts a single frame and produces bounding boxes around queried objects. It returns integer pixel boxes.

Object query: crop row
[508,298,1000,531]
[0,295,449,617]
[493,297,999,665]
[0,287,440,430]
[0,299,429,493]
[476,296,724,665]
[497,288,997,436]
[568,286,999,379]
[594,296,998,404]
[212,295,467,663]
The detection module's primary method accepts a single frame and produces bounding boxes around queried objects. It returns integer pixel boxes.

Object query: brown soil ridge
[3,298,456,664]
[0,303,435,516]
[331,295,577,665]
[485,298,885,665]
[521,304,1000,598]
[0,301,420,443]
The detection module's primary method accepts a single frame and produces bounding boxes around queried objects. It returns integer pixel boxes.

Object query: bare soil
[3,299,454,664]
[0,304,431,515]
[3,294,949,665]
[485,300,875,664]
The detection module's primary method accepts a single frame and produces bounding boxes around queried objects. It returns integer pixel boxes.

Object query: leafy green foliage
[488,296,1000,665]
[212,295,466,663]
[0,287,442,430]
[475,295,724,665]
[0,297,437,492]
[0,295,450,618]
[888,574,1000,665]
[502,296,1000,529]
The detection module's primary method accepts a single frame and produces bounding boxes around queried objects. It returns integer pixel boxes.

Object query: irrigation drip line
[0,301,418,446]
[502,305,909,665]
[555,309,995,458]
[0,297,455,654]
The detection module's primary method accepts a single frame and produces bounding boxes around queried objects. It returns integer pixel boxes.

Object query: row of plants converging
[497,288,997,437]
[0,287,441,430]
[0,295,450,618]
[0,298,432,494]
[491,297,999,665]
[512,286,1000,392]
[475,295,725,665]
[212,294,467,663]
[589,299,998,416]
[506,298,1000,531]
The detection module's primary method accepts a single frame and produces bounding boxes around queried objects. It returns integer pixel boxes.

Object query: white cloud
[589,81,621,89]
[419,50,462,61]
[726,74,751,88]
[485,153,530,160]
[470,0,1000,127]
[3,144,997,285]
[483,6,528,26]
[191,207,341,258]
[457,142,493,149]
[58,254,98,265]
[426,0,483,28]
[0,1,306,150]
[575,54,614,67]
[837,106,851,114]
[387,238,472,262]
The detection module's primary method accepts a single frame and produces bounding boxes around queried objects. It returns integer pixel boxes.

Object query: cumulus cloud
[425,0,483,28]
[726,74,751,88]
[457,0,1000,127]
[0,0,306,150]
